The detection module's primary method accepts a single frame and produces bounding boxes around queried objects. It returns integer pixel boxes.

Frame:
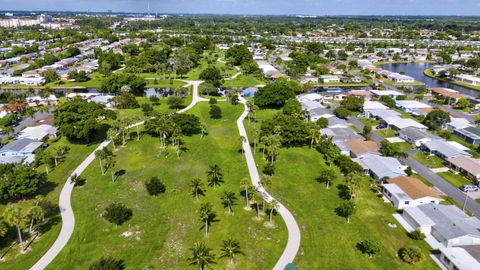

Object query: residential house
[26,95,58,107]
[363,101,389,111]
[320,75,341,83]
[439,246,480,270]
[0,138,43,164]
[454,127,480,145]
[320,127,364,143]
[448,155,480,183]
[395,100,431,113]
[402,203,480,247]
[300,76,318,84]
[370,90,404,100]
[345,139,379,158]
[354,153,407,181]
[382,176,442,209]
[17,124,57,141]
[422,140,472,161]
[387,73,415,83]
[382,117,428,130]
[327,116,349,128]
[430,88,464,103]
[398,127,442,147]
[308,107,333,122]
[348,90,372,100]
[443,117,472,131]
[456,74,480,86]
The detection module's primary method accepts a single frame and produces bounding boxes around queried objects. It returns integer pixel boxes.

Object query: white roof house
[439,247,480,270]
[402,203,480,247]
[370,90,403,100]
[354,153,407,181]
[17,124,57,141]
[443,117,472,131]
[320,75,341,83]
[366,109,401,120]
[395,100,431,111]
[422,140,472,161]
[26,95,58,106]
[363,101,389,111]
[398,127,442,147]
[0,138,43,164]
[383,117,427,130]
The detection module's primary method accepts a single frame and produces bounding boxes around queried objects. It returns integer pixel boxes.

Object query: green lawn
[243,111,437,269]
[376,128,397,138]
[0,137,101,269]
[392,142,413,152]
[184,55,237,81]
[222,75,266,88]
[49,102,287,269]
[358,118,380,127]
[47,73,105,88]
[438,171,474,188]
[411,153,445,168]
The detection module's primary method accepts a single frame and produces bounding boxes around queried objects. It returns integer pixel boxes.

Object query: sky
[2,0,480,16]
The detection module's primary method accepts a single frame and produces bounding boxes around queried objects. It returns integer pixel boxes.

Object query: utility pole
[462,190,469,212]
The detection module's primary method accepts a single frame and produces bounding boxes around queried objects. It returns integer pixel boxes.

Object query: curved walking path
[30,81,205,270]
[236,97,301,270]
[217,57,241,80]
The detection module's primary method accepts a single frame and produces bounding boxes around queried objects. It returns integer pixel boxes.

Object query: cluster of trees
[35,145,70,174]
[54,98,116,143]
[199,66,222,87]
[225,45,253,66]
[67,70,90,82]
[100,73,146,95]
[188,239,243,270]
[333,95,365,119]
[98,50,123,75]
[254,79,303,108]
[424,109,451,130]
[0,164,48,200]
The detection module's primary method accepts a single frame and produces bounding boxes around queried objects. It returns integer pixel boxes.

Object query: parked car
[376,123,387,129]
[460,185,479,192]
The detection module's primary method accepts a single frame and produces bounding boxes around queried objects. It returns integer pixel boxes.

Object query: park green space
[222,75,265,88]
[244,109,437,270]
[0,136,101,269]
[50,102,287,269]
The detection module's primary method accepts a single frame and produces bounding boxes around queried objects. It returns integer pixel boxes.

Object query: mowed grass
[438,171,474,188]
[412,153,445,168]
[223,75,265,88]
[0,137,100,269]
[244,110,437,270]
[49,102,287,269]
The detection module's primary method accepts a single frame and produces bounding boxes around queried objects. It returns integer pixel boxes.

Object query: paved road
[402,156,480,217]
[349,116,480,216]
[237,97,301,270]
[30,81,207,270]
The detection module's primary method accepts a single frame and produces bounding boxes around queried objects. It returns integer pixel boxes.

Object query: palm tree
[307,128,322,148]
[268,200,279,225]
[190,178,205,200]
[132,116,142,141]
[107,128,118,150]
[28,205,44,233]
[188,242,216,270]
[252,126,260,153]
[95,149,108,175]
[106,156,117,182]
[346,173,362,202]
[220,191,237,214]
[206,165,223,189]
[198,203,215,237]
[239,136,246,158]
[219,238,243,267]
[51,146,69,167]
[240,178,251,209]
[253,191,264,219]
[4,204,25,243]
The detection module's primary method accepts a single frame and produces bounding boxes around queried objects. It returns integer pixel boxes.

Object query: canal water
[381,62,479,97]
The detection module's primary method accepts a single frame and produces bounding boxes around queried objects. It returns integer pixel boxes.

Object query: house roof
[448,117,472,130]
[320,127,364,142]
[348,90,371,97]
[457,127,480,140]
[364,101,389,110]
[440,247,480,270]
[398,127,442,141]
[448,156,480,177]
[345,139,379,156]
[355,153,406,178]
[413,203,480,240]
[18,124,57,141]
[384,117,427,129]
[388,176,441,200]
[371,90,403,96]
[423,140,472,158]
[395,100,431,109]
[0,138,42,153]
[367,109,400,119]
[429,88,464,100]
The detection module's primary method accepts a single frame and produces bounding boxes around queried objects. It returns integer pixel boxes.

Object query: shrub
[356,240,381,258]
[399,245,424,264]
[209,105,222,119]
[409,230,426,240]
[89,256,125,270]
[145,177,166,196]
[102,202,132,225]
[263,162,276,175]
[209,98,218,104]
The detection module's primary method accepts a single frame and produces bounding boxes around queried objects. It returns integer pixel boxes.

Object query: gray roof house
[402,203,480,247]
[421,140,472,161]
[354,153,407,181]
[398,127,443,147]
[320,127,364,143]
[0,138,43,164]
[308,107,334,122]
[454,127,480,145]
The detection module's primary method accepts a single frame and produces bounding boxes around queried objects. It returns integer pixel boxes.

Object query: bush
[333,107,351,119]
[209,105,222,119]
[145,177,166,196]
[356,240,381,258]
[89,256,125,270]
[409,230,426,240]
[209,98,218,104]
[102,202,132,225]
[263,162,275,175]
[399,245,424,264]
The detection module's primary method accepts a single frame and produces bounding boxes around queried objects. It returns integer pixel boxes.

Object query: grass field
[412,153,445,168]
[376,128,397,138]
[222,75,265,88]
[438,171,473,188]
[0,137,101,269]
[49,102,287,269]
[243,110,437,270]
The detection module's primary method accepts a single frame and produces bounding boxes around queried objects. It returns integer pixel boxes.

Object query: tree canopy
[0,164,48,200]
[254,79,303,109]
[100,73,146,95]
[424,109,450,130]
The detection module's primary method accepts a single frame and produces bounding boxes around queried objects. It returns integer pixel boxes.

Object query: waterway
[381,62,479,97]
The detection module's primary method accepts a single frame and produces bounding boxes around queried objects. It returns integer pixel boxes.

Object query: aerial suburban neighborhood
[1,1,480,270]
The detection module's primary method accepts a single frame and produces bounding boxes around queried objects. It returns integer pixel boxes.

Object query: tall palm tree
[105,155,117,182]
[190,178,205,200]
[252,191,264,219]
[239,136,246,158]
[4,204,25,243]
[240,178,251,209]
[346,173,362,203]
[198,203,215,237]
[252,126,260,153]
[206,165,223,189]
[107,128,118,150]
[28,205,44,233]
[268,200,279,225]
[220,191,237,214]
[219,238,243,266]
[307,128,322,148]
[95,149,108,175]
[188,242,216,270]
